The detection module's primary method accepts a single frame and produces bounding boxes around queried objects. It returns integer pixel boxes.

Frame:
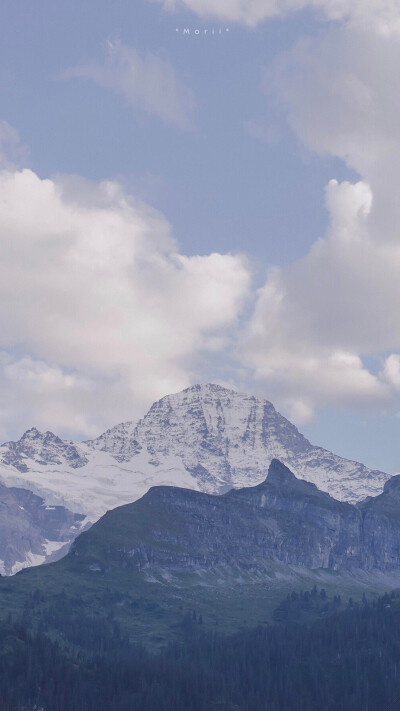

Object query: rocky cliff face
[73,460,400,576]
[0,483,85,575]
[357,476,400,569]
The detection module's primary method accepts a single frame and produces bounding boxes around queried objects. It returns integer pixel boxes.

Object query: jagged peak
[169,381,273,401]
[0,427,46,448]
[266,459,298,486]
[262,458,339,504]
[182,382,240,395]
[147,382,278,414]
[21,427,43,437]
[18,428,63,445]
[149,382,238,407]
[183,382,235,391]
[0,425,88,472]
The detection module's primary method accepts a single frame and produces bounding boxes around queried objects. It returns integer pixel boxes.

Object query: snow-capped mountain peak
[84,382,389,502]
[0,427,88,472]
[0,382,391,575]
[124,383,388,500]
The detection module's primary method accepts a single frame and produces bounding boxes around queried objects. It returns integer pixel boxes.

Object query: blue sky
[0,0,400,473]
[0,0,353,265]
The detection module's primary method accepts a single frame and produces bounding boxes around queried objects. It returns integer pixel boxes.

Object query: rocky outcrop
[73,460,400,576]
[0,482,85,575]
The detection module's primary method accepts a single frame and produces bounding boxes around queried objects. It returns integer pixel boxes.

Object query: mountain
[86,383,388,502]
[0,427,89,472]
[70,459,400,575]
[2,459,400,647]
[0,383,390,574]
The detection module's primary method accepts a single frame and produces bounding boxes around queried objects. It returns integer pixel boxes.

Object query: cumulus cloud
[241,16,400,423]
[242,174,400,422]
[0,356,99,440]
[0,167,250,438]
[154,0,400,32]
[381,355,400,392]
[269,26,400,209]
[243,209,392,422]
[65,39,196,130]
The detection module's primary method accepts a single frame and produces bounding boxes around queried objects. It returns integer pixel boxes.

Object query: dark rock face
[0,483,85,575]
[73,459,400,576]
[356,476,400,569]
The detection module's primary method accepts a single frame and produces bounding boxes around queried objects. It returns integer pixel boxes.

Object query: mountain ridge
[1,459,400,647]
[71,458,400,575]
[0,383,391,574]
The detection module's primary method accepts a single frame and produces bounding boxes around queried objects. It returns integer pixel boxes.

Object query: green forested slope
[0,592,400,711]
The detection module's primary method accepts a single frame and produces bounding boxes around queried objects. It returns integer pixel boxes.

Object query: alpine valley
[0,383,390,575]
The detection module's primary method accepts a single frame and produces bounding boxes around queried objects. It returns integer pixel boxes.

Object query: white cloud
[270,26,400,170]
[269,24,400,241]
[154,0,400,32]
[242,175,400,422]
[241,17,400,423]
[0,356,97,439]
[0,167,250,438]
[381,355,400,392]
[4,7,400,437]
[65,39,196,130]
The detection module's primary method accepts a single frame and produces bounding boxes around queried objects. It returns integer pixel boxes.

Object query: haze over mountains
[0,383,391,575]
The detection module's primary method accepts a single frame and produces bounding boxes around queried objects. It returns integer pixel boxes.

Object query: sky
[0,0,400,473]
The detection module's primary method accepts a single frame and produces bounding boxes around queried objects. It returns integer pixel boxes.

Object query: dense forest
[1,589,400,710]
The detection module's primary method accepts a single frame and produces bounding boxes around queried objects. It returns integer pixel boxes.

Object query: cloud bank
[241,16,400,422]
[0,167,250,438]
